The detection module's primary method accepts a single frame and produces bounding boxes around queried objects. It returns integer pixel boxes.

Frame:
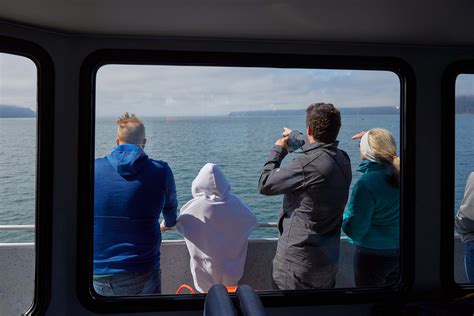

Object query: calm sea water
[1,115,473,242]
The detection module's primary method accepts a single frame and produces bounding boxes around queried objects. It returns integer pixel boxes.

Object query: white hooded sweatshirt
[176,163,258,293]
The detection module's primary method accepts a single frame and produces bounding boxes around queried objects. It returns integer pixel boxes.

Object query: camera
[287,130,305,153]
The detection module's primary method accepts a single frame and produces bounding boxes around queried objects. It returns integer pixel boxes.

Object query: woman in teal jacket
[343,128,400,287]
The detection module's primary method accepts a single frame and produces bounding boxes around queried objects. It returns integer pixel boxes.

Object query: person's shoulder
[464,172,474,191]
[303,146,346,163]
[357,170,380,185]
[353,175,374,195]
[94,156,108,166]
[149,158,166,166]
[149,159,172,171]
[358,167,389,190]
[292,152,315,168]
[468,172,474,183]
[94,157,112,176]
[301,147,325,160]
[338,148,351,162]
[299,148,333,170]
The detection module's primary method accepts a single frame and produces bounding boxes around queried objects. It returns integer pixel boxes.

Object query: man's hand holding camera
[275,127,292,150]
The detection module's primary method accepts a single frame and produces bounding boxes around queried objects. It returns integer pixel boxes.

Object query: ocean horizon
[1,114,473,242]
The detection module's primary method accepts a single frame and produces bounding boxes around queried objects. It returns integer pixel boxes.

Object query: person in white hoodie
[176,163,258,293]
[455,172,474,282]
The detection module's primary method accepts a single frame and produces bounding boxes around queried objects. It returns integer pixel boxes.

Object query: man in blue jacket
[93,113,178,296]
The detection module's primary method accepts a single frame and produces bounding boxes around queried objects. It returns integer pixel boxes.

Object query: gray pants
[272,256,337,290]
[93,268,161,296]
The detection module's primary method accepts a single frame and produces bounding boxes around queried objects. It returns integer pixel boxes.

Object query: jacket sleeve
[455,172,474,234]
[163,166,178,227]
[342,180,375,241]
[258,145,305,196]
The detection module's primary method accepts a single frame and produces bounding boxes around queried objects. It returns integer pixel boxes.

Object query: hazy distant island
[0,105,36,118]
[229,106,399,117]
[229,96,474,117]
[456,95,474,114]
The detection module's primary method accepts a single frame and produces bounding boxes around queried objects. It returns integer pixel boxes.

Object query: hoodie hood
[106,144,149,177]
[191,163,231,199]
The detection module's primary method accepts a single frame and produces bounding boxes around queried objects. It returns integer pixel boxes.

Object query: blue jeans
[93,268,161,296]
[464,242,474,283]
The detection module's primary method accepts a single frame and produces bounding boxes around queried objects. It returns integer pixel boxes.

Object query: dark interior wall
[1,19,473,315]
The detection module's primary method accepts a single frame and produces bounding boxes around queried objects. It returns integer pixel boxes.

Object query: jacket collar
[357,160,388,173]
[302,140,339,154]
[113,143,146,154]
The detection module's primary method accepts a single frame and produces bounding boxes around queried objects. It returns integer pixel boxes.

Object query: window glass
[454,74,474,284]
[0,53,37,314]
[94,65,401,295]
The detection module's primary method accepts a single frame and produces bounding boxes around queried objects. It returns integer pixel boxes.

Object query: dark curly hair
[306,103,341,143]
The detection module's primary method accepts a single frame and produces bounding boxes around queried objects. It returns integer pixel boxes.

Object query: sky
[457,74,474,96]
[0,53,37,111]
[95,65,401,117]
[1,52,474,116]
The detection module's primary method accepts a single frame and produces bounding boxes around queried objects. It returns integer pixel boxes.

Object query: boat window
[91,63,403,299]
[453,73,474,285]
[0,52,37,315]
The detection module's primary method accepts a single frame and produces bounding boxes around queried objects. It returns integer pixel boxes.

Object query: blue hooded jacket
[93,144,178,275]
[342,160,400,250]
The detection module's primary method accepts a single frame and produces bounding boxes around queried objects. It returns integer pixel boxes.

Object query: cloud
[3,52,474,117]
[0,53,37,110]
[96,65,401,117]
[456,74,474,96]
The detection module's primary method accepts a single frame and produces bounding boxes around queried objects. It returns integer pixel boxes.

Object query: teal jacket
[342,160,400,249]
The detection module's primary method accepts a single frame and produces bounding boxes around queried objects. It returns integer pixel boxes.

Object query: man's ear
[142,138,147,148]
[307,126,312,137]
[115,138,120,146]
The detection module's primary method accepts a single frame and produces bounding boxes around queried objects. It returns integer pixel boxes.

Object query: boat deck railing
[0,222,470,315]
[0,224,35,231]
[0,223,278,244]
[0,225,35,246]
[0,225,35,231]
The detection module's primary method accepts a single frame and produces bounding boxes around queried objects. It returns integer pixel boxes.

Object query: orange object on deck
[176,284,238,294]
[175,284,196,295]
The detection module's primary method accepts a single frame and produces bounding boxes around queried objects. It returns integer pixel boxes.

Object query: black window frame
[0,36,55,316]
[78,49,416,313]
[441,60,474,296]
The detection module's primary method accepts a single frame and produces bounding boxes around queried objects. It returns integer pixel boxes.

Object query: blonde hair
[116,112,146,146]
[364,128,400,186]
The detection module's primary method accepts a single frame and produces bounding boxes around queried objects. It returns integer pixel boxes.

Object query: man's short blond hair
[116,112,146,146]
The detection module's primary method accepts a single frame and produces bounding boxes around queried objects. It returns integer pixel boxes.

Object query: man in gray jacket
[455,172,474,282]
[259,103,352,290]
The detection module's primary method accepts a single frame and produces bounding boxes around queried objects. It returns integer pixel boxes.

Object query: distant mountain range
[0,105,36,118]
[2,95,473,119]
[229,106,399,117]
[456,95,474,114]
[229,96,474,117]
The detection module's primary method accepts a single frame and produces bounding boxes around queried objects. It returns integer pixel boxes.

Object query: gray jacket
[455,172,474,243]
[259,137,352,268]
